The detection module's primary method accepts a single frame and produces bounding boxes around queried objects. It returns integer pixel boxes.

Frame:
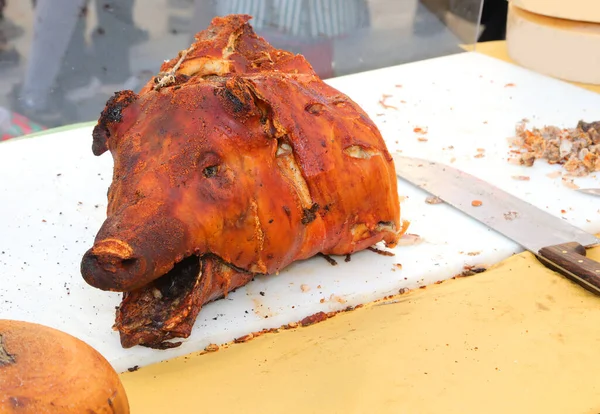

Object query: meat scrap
[204,343,219,352]
[379,94,398,110]
[508,119,600,177]
[79,15,405,349]
[300,311,329,326]
[367,246,395,256]
[459,265,487,277]
[561,178,580,190]
[425,195,443,204]
[396,233,423,246]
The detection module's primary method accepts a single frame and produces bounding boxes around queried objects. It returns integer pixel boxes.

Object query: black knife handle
[537,242,600,295]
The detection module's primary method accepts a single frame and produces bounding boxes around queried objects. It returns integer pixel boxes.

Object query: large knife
[577,188,600,197]
[392,154,600,294]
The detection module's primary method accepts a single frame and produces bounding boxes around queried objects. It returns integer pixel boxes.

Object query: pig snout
[81,239,147,291]
[81,210,189,292]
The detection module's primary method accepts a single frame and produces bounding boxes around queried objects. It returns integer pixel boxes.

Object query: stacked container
[506,0,600,85]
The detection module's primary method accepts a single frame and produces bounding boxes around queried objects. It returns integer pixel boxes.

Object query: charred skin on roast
[81,14,404,349]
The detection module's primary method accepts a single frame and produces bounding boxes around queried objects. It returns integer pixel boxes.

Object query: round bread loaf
[0,319,129,413]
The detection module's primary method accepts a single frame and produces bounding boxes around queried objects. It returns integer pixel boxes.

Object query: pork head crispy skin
[81,14,404,349]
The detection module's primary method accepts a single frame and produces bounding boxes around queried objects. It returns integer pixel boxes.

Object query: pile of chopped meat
[509,119,600,176]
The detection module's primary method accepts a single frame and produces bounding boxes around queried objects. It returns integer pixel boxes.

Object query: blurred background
[0,0,506,139]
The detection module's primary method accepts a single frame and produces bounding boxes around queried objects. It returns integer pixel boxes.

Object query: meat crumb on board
[508,119,600,177]
[562,178,580,190]
[329,294,347,304]
[378,94,398,110]
[367,246,395,256]
[204,343,219,352]
[546,171,561,179]
[300,311,329,326]
[396,233,423,246]
[234,333,254,343]
[318,253,338,266]
[425,195,444,204]
[458,265,488,277]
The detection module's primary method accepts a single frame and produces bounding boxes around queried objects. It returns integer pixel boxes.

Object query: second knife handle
[538,242,600,295]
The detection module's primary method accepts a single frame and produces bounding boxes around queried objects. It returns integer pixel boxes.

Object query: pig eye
[203,165,219,178]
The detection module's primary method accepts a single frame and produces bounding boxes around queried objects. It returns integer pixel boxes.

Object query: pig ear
[92,90,138,156]
[217,77,258,121]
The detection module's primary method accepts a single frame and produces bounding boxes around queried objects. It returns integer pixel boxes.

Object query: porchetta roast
[81,14,405,349]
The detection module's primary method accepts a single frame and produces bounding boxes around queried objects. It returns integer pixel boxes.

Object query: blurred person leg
[190,0,216,39]
[56,3,94,94]
[12,0,87,127]
[91,0,148,84]
[18,0,87,118]
[304,0,371,78]
[0,0,25,68]
[204,0,370,79]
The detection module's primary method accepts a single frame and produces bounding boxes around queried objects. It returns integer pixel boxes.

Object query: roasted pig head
[81,14,405,349]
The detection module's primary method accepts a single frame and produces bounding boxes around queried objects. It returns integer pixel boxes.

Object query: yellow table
[120,42,600,414]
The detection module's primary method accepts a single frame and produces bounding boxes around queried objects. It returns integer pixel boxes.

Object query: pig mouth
[114,254,254,349]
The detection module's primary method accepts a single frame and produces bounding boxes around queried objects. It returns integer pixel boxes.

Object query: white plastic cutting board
[1,52,599,373]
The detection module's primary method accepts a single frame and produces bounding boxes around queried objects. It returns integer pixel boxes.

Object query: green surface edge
[1,120,96,144]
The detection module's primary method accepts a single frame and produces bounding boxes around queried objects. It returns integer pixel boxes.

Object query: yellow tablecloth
[120,42,600,414]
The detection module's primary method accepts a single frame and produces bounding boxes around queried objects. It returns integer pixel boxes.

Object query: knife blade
[577,188,600,197]
[392,154,600,294]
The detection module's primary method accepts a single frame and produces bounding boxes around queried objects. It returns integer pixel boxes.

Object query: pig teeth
[276,142,293,157]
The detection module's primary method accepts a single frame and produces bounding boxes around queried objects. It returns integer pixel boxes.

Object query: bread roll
[0,319,129,413]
